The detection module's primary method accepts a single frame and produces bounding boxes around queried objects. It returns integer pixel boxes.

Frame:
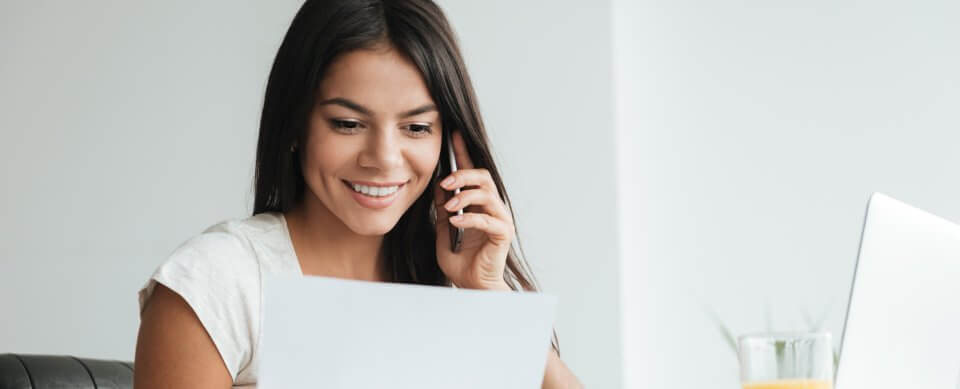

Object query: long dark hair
[253,0,557,351]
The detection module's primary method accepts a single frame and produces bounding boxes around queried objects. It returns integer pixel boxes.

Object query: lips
[345,179,408,187]
[342,179,406,209]
[345,180,404,197]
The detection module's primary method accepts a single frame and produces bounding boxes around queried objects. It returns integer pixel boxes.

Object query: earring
[289,144,296,152]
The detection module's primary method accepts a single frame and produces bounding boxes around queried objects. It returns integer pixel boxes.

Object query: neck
[284,194,386,282]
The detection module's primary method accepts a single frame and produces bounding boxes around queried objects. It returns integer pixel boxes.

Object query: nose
[357,126,403,171]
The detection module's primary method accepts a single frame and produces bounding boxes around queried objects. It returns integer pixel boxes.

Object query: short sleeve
[138,230,261,381]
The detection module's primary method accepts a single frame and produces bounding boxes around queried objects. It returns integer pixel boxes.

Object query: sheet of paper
[259,275,557,389]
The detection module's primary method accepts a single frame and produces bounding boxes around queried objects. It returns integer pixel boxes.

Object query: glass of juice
[738,332,834,389]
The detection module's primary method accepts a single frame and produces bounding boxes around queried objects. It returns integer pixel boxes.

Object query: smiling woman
[133,0,581,388]
[299,48,443,237]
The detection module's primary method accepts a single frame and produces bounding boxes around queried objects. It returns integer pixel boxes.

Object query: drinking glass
[738,332,834,389]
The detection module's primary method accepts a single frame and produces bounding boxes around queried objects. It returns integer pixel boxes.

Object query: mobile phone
[444,133,464,252]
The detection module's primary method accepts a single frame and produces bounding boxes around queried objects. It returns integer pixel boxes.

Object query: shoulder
[159,212,287,279]
[136,212,286,382]
[140,213,290,308]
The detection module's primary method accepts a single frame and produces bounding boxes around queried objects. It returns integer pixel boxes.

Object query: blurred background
[1,0,958,388]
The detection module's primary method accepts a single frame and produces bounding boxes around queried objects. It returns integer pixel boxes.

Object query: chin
[345,216,402,236]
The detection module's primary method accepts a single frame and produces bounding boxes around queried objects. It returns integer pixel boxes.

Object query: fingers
[443,188,510,221]
[442,130,494,192]
[439,167,510,223]
[441,130,515,246]
[440,168,496,192]
[449,212,514,244]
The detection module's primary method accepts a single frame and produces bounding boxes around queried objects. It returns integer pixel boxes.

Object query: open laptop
[836,193,960,388]
[257,275,557,389]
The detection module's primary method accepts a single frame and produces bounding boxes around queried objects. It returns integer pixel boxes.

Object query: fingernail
[441,176,455,188]
[450,215,463,223]
[444,197,459,210]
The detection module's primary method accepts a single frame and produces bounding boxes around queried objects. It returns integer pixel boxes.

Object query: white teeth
[350,182,400,197]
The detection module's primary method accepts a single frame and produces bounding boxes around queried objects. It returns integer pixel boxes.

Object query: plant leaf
[705,306,738,355]
[814,297,837,333]
[764,302,773,332]
[801,306,816,331]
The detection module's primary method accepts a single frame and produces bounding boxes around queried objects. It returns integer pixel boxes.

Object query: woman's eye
[405,124,433,137]
[330,119,361,133]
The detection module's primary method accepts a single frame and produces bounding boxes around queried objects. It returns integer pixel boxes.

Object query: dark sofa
[0,354,132,389]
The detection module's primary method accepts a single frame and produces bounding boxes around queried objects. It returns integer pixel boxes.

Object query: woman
[134,0,582,387]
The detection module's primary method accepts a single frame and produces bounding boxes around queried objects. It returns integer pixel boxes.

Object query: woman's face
[301,47,443,236]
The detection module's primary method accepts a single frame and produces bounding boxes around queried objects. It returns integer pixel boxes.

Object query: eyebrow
[316,97,437,119]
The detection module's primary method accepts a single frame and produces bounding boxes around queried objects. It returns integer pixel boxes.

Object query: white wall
[615,0,960,387]
[439,2,621,387]
[0,1,622,387]
[1,0,301,358]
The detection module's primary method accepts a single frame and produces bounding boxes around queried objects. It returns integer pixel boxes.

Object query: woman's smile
[342,179,408,209]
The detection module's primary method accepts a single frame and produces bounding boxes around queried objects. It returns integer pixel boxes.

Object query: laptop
[257,275,557,389]
[836,193,960,388]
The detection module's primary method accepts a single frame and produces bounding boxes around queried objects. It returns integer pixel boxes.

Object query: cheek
[302,134,355,182]
[303,115,340,172]
[411,140,442,181]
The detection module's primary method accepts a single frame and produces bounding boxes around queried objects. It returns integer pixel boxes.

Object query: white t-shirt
[137,212,302,389]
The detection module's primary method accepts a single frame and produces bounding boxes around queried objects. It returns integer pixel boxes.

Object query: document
[259,275,557,389]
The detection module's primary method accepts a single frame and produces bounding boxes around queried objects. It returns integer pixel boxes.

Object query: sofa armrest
[0,354,132,389]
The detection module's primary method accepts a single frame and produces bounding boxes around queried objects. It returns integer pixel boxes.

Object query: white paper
[259,276,557,389]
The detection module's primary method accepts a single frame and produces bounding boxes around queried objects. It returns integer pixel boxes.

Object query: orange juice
[743,379,832,389]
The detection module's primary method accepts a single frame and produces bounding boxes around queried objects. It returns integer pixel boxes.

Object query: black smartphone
[443,133,464,252]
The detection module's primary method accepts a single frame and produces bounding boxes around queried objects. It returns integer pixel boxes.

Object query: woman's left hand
[433,130,514,291]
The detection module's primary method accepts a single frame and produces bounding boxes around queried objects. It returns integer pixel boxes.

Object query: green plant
[707,302,841,371]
